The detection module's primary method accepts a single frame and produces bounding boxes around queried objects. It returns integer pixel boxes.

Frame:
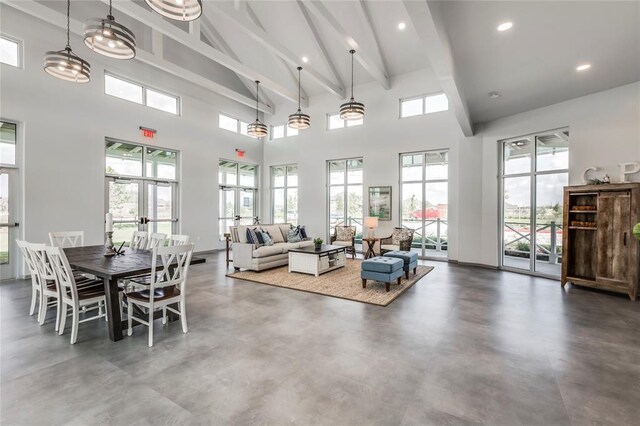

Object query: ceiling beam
[101,0,299,104]
[295,0,344,92]
[356,0,390,85]
[402,0,473,136]
[244,3,309,107]
[199,16,275,108]
[208,2,343,99]
[301,0,390,90]
[4,0,274,114]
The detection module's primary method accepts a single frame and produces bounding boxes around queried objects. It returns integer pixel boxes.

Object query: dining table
[63,245,206,342]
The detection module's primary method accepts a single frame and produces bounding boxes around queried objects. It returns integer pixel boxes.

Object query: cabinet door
[597,191,631,287]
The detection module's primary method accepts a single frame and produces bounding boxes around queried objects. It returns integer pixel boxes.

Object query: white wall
[474,82,640,266]
[1,7,263,256]
[263,69,464,260]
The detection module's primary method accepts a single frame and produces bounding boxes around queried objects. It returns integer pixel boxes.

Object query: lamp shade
[364,217,379,228]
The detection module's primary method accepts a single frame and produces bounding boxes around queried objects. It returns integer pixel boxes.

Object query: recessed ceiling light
[302,56,308,63]
[576,63,591,71]
[489,91,501,99]
[398,22,406,30]
[497,22,513,32]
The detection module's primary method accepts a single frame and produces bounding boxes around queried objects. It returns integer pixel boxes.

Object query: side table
[362,237,380,259]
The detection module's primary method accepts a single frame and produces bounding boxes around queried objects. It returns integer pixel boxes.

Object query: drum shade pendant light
[84,0,136,59]
[247,81,268,138]
[144,0,203,22]
[43,0,90,83]
[339,50,364,121]
[288,67,311,130]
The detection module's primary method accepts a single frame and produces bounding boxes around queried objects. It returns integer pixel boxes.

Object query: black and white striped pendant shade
[339,49,364,121]
[44,47,91,83]
[248,80,267,138]
[84,15,136,59]
[144,0,202,22]
[288,67,310,130]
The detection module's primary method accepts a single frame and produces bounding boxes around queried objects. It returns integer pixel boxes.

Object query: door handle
[0,222,19,228]
[624,232,627,246]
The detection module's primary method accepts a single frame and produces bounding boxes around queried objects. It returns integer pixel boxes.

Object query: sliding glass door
[218,160,258,240]
[399,150,449,259]
[500,129,568,277]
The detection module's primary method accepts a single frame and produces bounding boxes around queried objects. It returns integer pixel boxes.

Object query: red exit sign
[139,126,157,139]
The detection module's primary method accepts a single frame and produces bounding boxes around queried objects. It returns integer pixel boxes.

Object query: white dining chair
[147,233,167,250]
[130,231,148,250]
[28,243,63,328]
[16,240,42,318]
[126,243,194,347]
[168,234,189,246]
[46,246,107,344]
[49,231,84,248]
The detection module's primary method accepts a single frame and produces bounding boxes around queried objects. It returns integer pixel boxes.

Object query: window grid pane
[425,94,449,113]
[0,37,19,67]
[0,121,17,165]
[219,114,238,132]
[105,75,143,104]
[401,98,424,118]
[272,125,285,140]
[146,89,178,115]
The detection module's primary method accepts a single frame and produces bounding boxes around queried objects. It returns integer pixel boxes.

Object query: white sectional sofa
[230,224,314,271]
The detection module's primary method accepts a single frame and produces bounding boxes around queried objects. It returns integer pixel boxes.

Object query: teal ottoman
[361,256,404,292]
[383,251,418,279]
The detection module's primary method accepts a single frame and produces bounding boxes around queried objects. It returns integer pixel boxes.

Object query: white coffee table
[288,245,347,277]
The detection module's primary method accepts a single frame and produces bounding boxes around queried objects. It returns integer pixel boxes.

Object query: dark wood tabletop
[63,245,206,342]
[64,245,206,280]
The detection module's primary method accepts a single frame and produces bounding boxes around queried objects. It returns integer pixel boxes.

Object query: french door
[500,129,569,278]
[399,150,449,259]
[0,168,19,278]
[106,177,178,245]
[218,160,258,240]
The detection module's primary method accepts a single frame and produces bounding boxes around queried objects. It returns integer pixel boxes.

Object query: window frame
[326,112,364,130]
[104,71,181,116]
[270,164,298,224]
[218,159,260,240]
[0,34,22,68]
[399,92,449,119]
[326,157,364,243]
[219,112,256,139]
[498,127,569,279]
[270,124,298,140]
[105,138,179,183]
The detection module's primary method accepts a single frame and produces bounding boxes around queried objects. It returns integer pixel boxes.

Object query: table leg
[103,277,123,341]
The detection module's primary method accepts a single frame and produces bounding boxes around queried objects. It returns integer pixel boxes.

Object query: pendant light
[44,0,90,83]
[84,0,136,60]
[288,67,311,130]
[247,81,268,138]
[144,0,203,22]
[339,49,364,121]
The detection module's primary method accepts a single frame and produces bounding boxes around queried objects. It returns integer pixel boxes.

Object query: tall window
[327,158,363,244]
[400,93,448,118]
[400,150,449,258]
[500,129,569,277]
[105,140,179,245]
[271,165,298,224]
[327,113,363,130]
[219,160,258,239]
[104,73,180,115]
[0,36,20,67]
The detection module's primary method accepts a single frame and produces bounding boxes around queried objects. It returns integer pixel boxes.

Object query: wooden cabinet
[561,183,640,300]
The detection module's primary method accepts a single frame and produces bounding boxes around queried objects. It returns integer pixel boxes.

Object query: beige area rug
[227,259,434,306]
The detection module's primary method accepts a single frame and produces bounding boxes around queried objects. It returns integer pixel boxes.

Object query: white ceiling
[24,1,640,128]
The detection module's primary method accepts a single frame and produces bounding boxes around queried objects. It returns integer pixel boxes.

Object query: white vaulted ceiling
[11,0,640,130]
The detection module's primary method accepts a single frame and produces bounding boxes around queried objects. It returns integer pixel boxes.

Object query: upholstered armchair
[330,225,356,258]
[380,227,415,255]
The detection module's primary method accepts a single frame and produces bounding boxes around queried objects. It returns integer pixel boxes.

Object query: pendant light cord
[109,0,113,16]
[298,67,302,110]
[65,0,71,49]
[255,80,260,120]
[350,50,355,100]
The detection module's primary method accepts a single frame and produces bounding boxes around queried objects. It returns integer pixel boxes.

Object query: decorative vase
[314,243,322,250]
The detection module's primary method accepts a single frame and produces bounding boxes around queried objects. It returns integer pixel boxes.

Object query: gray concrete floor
[1,252,639,425]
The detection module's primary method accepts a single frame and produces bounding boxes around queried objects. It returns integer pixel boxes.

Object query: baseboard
[195,248,224,255]
[448,259,499,270]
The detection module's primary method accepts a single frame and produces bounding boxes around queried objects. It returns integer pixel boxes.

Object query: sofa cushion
[246,228,263,247]
[278,225,291,241]
[336,227,355,242]
[252,245,284,258]
[298,240,314,248]
[383,250,418,264]
[332,240,352,247]
[279,242,300,251]
[381,244,399,252]
[237,225,249,243]
[262,225,285,243]
[391,228,413,245]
